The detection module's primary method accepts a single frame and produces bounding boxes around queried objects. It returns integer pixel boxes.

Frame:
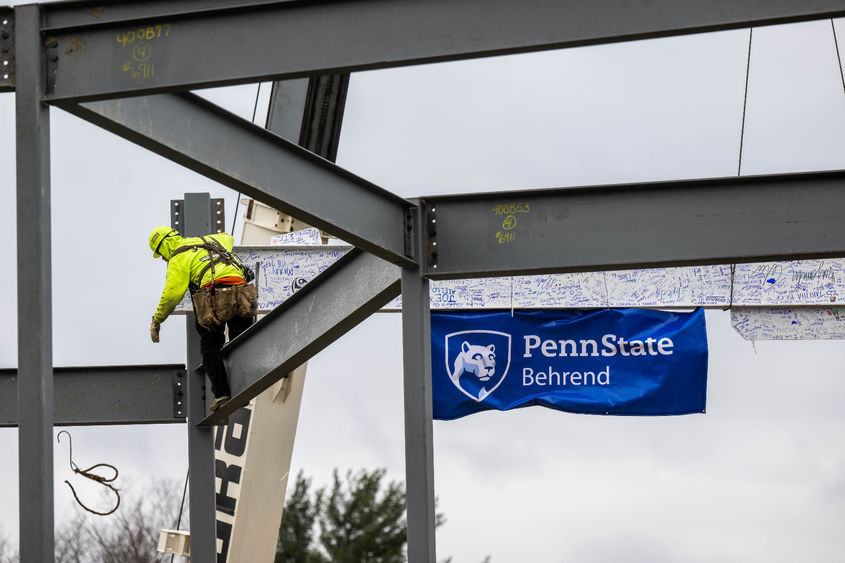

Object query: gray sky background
[1,8,845,561]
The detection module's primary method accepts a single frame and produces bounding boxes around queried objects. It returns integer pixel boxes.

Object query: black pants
[195,314,254,398]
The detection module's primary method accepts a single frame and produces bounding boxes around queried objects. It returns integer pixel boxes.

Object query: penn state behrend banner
[431,308,708,420]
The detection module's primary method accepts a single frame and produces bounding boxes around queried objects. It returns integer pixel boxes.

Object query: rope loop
[57,431,121,516]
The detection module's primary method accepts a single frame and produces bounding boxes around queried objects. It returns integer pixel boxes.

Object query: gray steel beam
[200,249,401,425]
[265,79,310,142]
[15,5,54,561]
[59,93,414,267]
[0,9,13,93]
[423,170,845,279]
[182,193,218,563]
[43,0,291,31]
[295,74,350,161]
[265,74,349,159]
[0,365,186,426]
[43,0,845,102]
[401,208,437,562]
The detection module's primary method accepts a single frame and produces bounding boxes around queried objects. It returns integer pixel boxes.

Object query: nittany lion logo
[445,330,511,402]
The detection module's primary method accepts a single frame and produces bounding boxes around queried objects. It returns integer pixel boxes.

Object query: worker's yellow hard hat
[149,226,178,258]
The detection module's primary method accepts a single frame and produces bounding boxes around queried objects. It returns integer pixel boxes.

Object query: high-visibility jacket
[153,232,245,323]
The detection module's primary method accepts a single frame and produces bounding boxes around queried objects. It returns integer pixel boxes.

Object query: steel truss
[8,1,845,561]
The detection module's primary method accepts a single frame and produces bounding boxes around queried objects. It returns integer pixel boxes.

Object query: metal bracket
[173,369,186,418]
[404,207,416,259]
[45,36,57,93]
[0,10,14,92]
[175,198,226,234]
[171,199,184,235]
[211,197,225,233]
[425,201,438,271]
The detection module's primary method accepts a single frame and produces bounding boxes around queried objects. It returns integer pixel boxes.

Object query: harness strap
[171,237,244,292]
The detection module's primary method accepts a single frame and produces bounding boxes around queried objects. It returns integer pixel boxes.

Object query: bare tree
[0,526,18,563]
[55,479,186,563]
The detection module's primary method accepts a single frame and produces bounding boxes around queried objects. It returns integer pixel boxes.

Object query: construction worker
[148,226,258,412]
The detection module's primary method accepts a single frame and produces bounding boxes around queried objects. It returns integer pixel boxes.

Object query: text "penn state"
[523,334,674,358]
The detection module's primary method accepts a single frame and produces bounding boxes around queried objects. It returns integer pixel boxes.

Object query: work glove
[150,319,161,343]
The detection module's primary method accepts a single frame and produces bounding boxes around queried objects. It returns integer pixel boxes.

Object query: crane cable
[832,19,845,96]
[725,28,754,311]
[231,82,264,236]
[737,28,753,178]
[57,431,120,516]
[728,20,844,310]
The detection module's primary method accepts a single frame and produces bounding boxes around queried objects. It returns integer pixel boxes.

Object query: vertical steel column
[15,6,54,561]
[182,193,217,562]
[401,207,436,562]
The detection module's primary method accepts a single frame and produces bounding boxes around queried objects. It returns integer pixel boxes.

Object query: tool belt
[191,283,258,329]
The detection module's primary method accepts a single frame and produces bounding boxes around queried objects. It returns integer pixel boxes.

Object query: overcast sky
[1,7,845,562]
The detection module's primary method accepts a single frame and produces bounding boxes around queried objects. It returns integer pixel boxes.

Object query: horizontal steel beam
[424,170,845,279]
[59,93,415,267]
[0,9,13,92]
[43,1,291,31]
[200,249,401,425]
[0,364,186,426]
[44,0,845,102]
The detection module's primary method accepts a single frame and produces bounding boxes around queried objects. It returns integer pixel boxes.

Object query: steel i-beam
[15,5,54,561]
[423,170,845,279]
[42,0,845,102]
[401,205,437,563]
[59,93,414,267]
[0,365,187,426]
[200,249,401,425]
[181,193,217,563]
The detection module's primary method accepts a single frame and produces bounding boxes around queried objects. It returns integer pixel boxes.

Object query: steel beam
[293,74,350,161]
[59,93,414,266]
[43,0,291,31]
[42,0,845,102]
[15,5,54,561]
[0,365,186,426]
[423,170,845,279]
[401,207,437,562]
[264,79,310,142]
[200,249,401,425]
[182,193,218,563]
[0,9,13,93]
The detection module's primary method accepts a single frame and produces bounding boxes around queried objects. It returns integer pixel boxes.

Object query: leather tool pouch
[212,286,238,324]
[191,288,219,329]
[235,284,258,317]
[191,284,258,329]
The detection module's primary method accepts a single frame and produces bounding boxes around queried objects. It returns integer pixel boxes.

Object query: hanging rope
[832,19,845,96]
[231,82,264,235]
[737,28,753,177]
[171,467,190,563]
[57,431,120,516]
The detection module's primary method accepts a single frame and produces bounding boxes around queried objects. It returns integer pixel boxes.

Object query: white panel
[731,307,845,340]
[176,249,845,312]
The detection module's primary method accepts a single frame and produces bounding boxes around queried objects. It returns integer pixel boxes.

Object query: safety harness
[170,236,254,293]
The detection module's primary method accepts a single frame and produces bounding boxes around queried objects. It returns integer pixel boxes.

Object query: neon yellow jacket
[153,233,245,323]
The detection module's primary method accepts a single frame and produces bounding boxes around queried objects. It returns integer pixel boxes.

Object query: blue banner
[431,308,708,420]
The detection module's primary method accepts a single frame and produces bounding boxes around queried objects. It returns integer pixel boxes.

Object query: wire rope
[832,19,845,96]
[727,28,754,311]
[737,28,753,177]
[170,467,190,563]
[231,82,264,236]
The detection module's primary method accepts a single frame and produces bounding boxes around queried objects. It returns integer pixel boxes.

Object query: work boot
[210,395,230,413]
